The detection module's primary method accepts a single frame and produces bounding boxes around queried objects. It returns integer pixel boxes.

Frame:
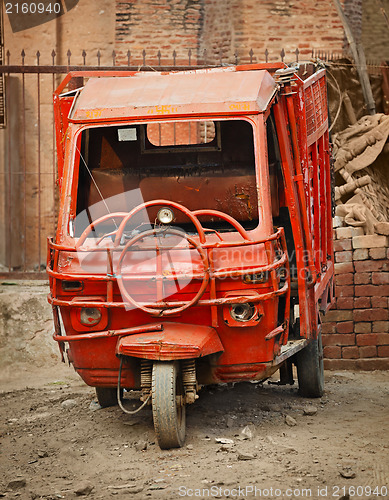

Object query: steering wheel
[116,227,210,316]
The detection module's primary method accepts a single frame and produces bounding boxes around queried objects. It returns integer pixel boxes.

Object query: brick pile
[323,224,389,370]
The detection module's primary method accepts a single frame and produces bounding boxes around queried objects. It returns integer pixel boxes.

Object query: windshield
[74,119,258,237]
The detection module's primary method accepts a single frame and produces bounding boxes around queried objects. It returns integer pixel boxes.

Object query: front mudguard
[116,322,224,360]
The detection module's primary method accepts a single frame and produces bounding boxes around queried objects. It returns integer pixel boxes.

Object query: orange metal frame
[48,63,334,387]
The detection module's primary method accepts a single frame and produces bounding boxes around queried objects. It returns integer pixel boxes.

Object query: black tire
[295,332,324,398]
[95,387,123,408]
[152,361,186,449]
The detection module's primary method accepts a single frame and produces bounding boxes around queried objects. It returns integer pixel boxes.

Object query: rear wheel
[295,332,324,398]
[95,387,123,408]
[152,362,186,449]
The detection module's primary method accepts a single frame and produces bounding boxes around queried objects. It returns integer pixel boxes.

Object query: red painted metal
[48,63,334,396]
[116,323,224,360]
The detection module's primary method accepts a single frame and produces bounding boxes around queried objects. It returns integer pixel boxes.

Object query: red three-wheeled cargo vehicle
[48,63,334,449]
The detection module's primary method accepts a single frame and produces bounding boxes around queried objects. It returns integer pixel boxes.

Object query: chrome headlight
[80,307,102,326]
[157,207,174,224]
[230,303,256,322]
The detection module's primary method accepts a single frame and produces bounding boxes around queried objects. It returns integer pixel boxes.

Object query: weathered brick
[371,296,388,308]
[336,297,354,310]
[334,262,354,274]
[335,251,353,263]
[333,215,344,228]
[355,285,389,297]
[378,346,389,357]
[356,333,378,346]
[325,309,353,322]
[336,285,354,297]
[342,346,359,359]
[335,273,354,286]
[336,227,353,239]
[323,345,341,359]
[336,227,363,239]
[354,272,371,285]
[372,321,389,333]
[322,333,355,346]
[369,247,387,260]
[352,235,389,249]
[353,248,369,261]
[359,345,377,358]
[374,222,389,236]
[334,239,352,252]
[354,322,371,333]
[355,358,389,369]
[336,321,354,334]
[372,272,389,285]
[354,260,389,273]
[321,322,336,334]
[377,333,389,345]
[324,358,389,370]
[354,308,388,322]
[354,297,371,309]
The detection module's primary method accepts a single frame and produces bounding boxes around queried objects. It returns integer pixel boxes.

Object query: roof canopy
[70,67,277,122]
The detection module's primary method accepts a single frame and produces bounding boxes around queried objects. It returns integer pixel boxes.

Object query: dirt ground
[1,363,388,500]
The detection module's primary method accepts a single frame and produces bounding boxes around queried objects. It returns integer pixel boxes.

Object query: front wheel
[152,362,186,449]
[295,332,324,398]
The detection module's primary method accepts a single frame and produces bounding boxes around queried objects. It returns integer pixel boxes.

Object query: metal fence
[0,48,386,280]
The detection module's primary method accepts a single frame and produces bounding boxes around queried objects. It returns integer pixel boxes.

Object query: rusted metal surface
[116,323,224,360]
[70,69,277,122]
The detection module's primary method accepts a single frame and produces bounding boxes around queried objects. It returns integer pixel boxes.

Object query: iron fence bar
[21,55,27,272]
[6,71,11,272]
[52,58,56,237]
[0,65,216,74]
[37,53,42,270]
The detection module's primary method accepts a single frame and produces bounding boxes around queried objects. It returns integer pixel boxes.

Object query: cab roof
[69,67,278,122]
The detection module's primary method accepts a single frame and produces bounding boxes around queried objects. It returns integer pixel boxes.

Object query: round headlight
[157,207,174,225]
[80,307,102,326]
[230,303,256,322]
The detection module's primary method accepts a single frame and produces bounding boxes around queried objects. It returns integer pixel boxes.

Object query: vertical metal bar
[280,229,291,344]
[52,61,57,237]
[325,130,334,261]
[107,248,114,302]
[312,143,320,276]
[21,54,27,271]
[37,55,42,270]
[6,73,11,272]
[155,242,163,304]
[319,134,327,268]
[208,248,218,328]
[273,101,310,338]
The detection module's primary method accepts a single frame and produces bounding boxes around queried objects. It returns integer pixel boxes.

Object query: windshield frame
[58,114,272,244]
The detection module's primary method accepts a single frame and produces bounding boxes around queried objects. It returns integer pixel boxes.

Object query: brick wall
[115,0,204,65]
[362,0,389,61]
[344,0,362,44]
[114,0,361,65]
[323,223,389,370]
